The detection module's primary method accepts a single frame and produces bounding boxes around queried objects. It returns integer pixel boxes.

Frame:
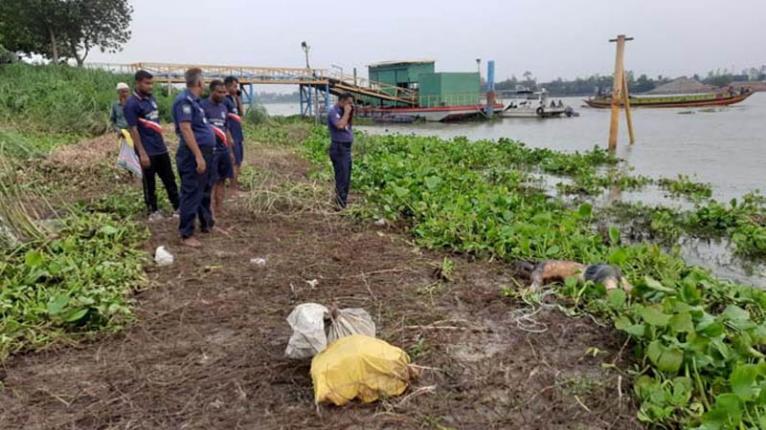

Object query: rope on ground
[508,287,560,334]
[509,306,549,333]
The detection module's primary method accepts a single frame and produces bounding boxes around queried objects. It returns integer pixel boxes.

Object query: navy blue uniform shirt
[123,92,167,155]
[327,104,353,143]
[200,98,229,151]
[224,95,244,144]
[172,90,216,149]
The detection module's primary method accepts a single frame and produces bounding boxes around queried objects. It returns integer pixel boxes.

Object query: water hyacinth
[302,127,766,428]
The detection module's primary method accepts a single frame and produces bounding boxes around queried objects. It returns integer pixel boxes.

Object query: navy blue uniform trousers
[329,141,352,208]
[176,144,214,238]
[135,151,180,213]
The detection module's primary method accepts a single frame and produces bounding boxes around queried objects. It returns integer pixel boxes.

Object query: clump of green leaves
[604,193,766,259]
[582,271,766,428]
[0,205,147,359]
[659,175,713,201]
[244,104,270,125]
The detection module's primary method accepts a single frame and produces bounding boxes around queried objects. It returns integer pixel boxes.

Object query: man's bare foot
[181,237,202,248]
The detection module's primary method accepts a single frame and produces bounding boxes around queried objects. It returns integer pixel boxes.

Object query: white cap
[116,82,130,91]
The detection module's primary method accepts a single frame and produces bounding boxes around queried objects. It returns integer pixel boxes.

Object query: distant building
[368,60,480,107]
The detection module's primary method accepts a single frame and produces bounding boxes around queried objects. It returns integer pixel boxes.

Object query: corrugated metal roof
[368,59,435,68]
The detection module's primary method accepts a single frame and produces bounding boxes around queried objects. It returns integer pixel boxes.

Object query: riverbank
[0,121,641,429]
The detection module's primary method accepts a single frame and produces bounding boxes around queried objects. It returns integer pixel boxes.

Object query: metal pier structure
[86,62,418,117]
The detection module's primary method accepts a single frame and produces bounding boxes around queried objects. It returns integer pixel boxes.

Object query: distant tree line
[494,67,766,96]
[0,0,132,66]
[256,91,301,104]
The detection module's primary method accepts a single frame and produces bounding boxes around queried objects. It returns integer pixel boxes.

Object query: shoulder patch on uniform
[182,104,192,115]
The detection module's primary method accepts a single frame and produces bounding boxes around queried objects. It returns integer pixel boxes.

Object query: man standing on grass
[200,80,236,221]
[123,70,180,221]
[173,68,216,248]
[110,82,130,133]
[224,76,245,185]
[327,92,354,209]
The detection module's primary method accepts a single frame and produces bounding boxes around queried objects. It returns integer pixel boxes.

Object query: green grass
[0,63,175,137]
[0,127,78,158]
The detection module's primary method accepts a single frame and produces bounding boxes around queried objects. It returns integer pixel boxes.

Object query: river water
[263,94,766,287]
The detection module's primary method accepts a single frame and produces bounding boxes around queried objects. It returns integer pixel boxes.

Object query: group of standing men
[111,68,246,248]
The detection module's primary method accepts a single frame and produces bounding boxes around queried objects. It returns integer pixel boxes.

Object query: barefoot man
[200,80,236,220]
[173,68,216,248]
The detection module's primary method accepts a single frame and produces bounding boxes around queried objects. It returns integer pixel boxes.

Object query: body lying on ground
[515,260,632,292]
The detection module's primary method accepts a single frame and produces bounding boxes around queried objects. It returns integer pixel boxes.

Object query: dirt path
[0,138,641,429]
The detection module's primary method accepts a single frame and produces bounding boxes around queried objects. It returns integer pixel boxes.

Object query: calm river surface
[263,94,766,287]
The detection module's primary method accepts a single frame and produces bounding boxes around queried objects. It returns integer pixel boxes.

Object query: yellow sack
[311,335,413,406]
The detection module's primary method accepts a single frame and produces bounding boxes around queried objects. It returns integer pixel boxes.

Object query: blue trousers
[176,145,214,238]
[212,147,234,183]
[329,141,352,207]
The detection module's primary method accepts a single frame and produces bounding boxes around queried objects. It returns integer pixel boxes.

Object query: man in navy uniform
[224,76,245,184]
[123,70,180,220]
[200,80,235,220]
[327,92,354,209]
[173,68,216,248]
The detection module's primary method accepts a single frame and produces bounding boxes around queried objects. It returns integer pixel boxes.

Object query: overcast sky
[88,0,766,82]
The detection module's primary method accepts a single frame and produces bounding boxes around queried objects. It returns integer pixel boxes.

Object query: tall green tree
[63,0,133,65]
[0,0,132,65]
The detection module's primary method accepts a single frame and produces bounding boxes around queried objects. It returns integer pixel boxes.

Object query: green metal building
[368,60,435,90]
[418,73,480,107]
[367,60,480,107]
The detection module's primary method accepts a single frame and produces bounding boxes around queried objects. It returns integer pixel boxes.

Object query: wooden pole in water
[608,35,633,151]
[622,76,636,144]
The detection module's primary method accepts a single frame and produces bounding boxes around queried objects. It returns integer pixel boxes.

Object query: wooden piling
[608,35,634,151]
[622,77,635,144]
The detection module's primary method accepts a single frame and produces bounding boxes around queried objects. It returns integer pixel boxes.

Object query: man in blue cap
[173,68,216,248]
[123,70,180,220]
[200,79,235,220]
[327,92,354,209]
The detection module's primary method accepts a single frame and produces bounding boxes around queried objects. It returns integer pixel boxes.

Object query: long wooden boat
[584,91,753,109]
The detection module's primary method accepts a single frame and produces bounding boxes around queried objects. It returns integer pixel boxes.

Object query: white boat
[500,89,575,118]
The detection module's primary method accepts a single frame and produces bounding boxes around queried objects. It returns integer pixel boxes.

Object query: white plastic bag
[327,307,376,344]
[285,303,330,359]
[154,246,174,267]
[285,303,377,359]
[116,136,142,178]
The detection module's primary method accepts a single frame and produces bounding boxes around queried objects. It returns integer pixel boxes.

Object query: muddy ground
[0,131,641,429]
